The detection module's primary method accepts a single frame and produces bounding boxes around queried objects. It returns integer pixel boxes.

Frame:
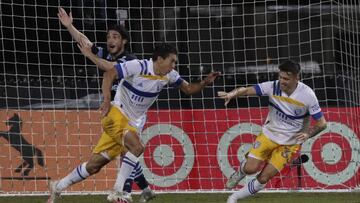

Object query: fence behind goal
[0,0,359,194]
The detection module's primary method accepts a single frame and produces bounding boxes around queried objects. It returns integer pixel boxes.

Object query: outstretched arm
[58,7,92,46]
[179,72,221,95]
[77,39,115,71]
[217,86,257,106]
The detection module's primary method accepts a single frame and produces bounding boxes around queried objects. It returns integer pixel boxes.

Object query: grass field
[0,192,360,203]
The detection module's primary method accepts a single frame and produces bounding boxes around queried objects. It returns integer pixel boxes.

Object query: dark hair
[152,43,178,61]
[107,24,129,40]
[278,60,301,75]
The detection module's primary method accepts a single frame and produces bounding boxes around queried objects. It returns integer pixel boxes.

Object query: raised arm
[217,86,257,106]
[57,7,92,46]
[179,72,220,95]
[77,39,115,71]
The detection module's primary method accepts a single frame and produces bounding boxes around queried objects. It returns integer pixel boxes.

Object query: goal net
[0,0,359,194]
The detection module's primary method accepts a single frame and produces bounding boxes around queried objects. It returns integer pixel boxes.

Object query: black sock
[134,174,149,190]
[123,178,134,193]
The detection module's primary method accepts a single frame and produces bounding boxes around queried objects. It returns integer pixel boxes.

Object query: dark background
[1,0,359,109]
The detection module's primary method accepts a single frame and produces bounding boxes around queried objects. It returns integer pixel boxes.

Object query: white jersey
[254,81,323,145]
[112,58,183,129]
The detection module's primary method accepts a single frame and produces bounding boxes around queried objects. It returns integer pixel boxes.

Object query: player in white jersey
[53,8,154,203]
[218,60,327,203]
[49,42,220,203]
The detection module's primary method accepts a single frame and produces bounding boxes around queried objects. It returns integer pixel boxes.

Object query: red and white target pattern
[140,124,195,187]
[301,122,359,186]
[139,108,360,190]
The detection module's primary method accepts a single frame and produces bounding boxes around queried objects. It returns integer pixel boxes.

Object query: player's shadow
[0,113,44,176]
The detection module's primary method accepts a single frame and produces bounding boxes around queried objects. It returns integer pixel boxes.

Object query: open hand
[217,91,237,106]
[100,101,111,117]
[203,72,221,85]
[77,39,92,57]
[57,7,73,28]
[296,132,310,143]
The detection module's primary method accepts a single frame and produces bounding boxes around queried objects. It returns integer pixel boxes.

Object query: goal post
[0,0,359,194]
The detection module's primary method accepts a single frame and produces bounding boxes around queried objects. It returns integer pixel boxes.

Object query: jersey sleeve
[114,59,142,80]
[254,81,274,96]
[91,44,104,58]
[306,90,323,120]
[168,70,184,87]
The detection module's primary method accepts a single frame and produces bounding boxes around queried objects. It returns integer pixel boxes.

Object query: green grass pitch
[0,192,360,203]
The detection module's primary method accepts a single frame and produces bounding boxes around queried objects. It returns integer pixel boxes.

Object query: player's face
[278,71,299,93]
[106,30,126,55]
[157,53,177,76]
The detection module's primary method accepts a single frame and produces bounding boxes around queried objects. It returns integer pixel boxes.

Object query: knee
[256,174,271,184]
[129,144,144,157]
[242,163,259,175]
[85,163,102,175]
[124,132,144,157]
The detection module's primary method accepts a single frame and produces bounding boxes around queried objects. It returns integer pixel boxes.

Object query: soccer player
[50,41,220,203]
[56,7,154,202]
[217,60,327,203]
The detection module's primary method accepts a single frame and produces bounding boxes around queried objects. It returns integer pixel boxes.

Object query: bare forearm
[67,24,92,45]
[86,52,114,71]
[230,87,255,98]
[102,72,113,102]
[308,124,327,138]
[184,80,207,95]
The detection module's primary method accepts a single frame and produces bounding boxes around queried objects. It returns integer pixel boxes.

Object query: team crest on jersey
[281,147,291,159]
[253,141,261,149]
[294,109,303,116]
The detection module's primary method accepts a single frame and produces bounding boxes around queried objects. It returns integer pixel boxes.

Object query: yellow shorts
[248,132,300,171]
[93,106,137,160]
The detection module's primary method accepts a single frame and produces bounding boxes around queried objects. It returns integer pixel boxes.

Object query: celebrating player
[218,60,327,203]
[49,41,220,203]
[53,7,153,202]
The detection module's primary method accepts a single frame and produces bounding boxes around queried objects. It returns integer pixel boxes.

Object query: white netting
[0,0,359,194]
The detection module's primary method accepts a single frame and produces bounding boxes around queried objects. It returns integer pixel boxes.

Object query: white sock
[114,152,139,192]
[229,178,265,200]
[56,162,90,191]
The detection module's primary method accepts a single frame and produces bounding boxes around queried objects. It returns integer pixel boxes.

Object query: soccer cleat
[47,180,61,203]
[139,187,156,202]
[225,170,246,189]
[107,191,133,203]
[227,195,237,203]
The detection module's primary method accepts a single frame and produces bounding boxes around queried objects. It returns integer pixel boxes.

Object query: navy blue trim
[276,81,281,96]
[254,84,262,96]
[122,159,136,168]
[312,111,323,120]
[143,60,148,74]
[138,61,145,74]
[123,156,136,167]
[269,102,309,119]
[172,78,184,87]
[123,80,160,97]
[248,179,256,194]
[273,81,276,95]
[76,166,85,180]
[115,63,124,79]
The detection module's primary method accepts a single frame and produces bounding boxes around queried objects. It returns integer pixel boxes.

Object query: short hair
[152,43,178,61]
[107,24,129,41]
[278,60,301,75]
